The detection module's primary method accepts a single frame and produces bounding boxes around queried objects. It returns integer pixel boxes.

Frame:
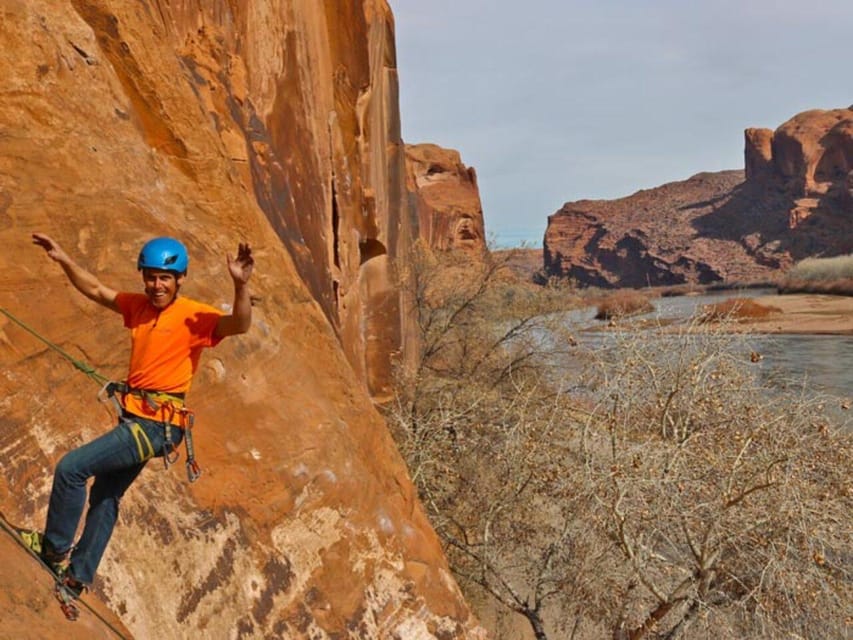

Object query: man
[27,232,253,602]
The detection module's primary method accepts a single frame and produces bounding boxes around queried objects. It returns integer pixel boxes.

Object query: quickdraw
[167,407,202,483]
[101,381,202,483]
[182,411,202,483]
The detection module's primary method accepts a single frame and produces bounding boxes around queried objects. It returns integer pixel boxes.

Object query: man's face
[141,269,184,309]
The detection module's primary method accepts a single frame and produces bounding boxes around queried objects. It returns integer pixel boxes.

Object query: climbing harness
[102,381,203,483]
[127,421,155,462]
[2,307,203,482]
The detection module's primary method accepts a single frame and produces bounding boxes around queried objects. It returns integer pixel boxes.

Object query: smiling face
[141,268,184,309]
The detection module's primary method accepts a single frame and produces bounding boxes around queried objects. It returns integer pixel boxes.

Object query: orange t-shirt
[115,293,223,423]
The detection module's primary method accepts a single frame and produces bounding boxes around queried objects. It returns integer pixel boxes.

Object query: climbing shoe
[18,529,44,555]
[42,552,70,578]
[17,529,68,578]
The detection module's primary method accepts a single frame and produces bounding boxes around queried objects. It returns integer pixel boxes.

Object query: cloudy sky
[387,1,852,247]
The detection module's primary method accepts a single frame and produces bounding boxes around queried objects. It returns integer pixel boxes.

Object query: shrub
[576,326,852,639]
[785,254,853,281]
[699,297,782,322]
[777,278,853,296]
[594,290,654,320]
[779,255,853,295]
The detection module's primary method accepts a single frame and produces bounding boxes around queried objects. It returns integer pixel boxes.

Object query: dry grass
[593,290,654,320]
[786,254,853,281]
[777,277,853,296]
[779,255,853,295]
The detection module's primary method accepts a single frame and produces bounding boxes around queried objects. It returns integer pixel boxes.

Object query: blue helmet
[137,237,189,274]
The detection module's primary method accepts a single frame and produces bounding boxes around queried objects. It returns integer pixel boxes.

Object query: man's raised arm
[215,242,254,338]
[32,233,120,312]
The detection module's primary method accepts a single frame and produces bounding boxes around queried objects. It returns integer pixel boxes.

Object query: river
[558,289,852,411]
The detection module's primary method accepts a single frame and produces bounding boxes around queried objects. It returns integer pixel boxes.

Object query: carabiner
[186,459,202,483]
[163,441,180,468]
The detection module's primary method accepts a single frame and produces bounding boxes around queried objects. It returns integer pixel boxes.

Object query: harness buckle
[143,392,160,412]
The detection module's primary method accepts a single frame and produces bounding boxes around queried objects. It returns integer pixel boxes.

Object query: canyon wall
[544,107,852,287]
[0,0,484,637]
[405,144,487,255]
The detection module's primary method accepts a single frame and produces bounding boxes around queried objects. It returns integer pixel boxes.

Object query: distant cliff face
[544,107,852,287]
[405,144,487,255]
[0,1,484,638]
[544,171,759,287]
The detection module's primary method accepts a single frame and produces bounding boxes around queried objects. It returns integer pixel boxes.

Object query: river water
[559,289,853,407]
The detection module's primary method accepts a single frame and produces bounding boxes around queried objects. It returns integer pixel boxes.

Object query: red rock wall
[748,107,853,228]
[543,171,766,287]
[768,108,852,190]
[404,144,487,255]
[0,0,483,637]
[744,127,774,182]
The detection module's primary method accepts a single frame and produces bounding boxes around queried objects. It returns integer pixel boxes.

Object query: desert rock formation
[405,144,487,255]
[544,171,759,287]
[747,107,853,234]
[0,1,484,638]
[544,107,852,287]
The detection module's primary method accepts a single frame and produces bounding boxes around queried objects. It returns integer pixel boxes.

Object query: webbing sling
[128,422,155,462]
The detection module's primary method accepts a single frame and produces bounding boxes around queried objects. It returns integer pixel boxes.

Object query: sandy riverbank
[735,294,853,335]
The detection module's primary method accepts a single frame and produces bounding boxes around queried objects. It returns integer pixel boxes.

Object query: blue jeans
[43,415,183,585]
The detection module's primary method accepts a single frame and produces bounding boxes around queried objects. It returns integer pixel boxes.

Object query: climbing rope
[0,513,131,638]
[0,307,110,386]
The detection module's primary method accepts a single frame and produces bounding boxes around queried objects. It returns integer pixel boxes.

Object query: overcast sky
[388,1,853,247]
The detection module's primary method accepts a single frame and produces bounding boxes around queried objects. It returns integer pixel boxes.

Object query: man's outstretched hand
[32,233,70,264]
[227,243,254,285]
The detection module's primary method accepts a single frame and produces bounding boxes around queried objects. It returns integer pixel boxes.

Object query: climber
[27,232,254,601]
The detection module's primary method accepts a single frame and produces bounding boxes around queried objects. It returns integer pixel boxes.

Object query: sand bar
[741,294,853,335]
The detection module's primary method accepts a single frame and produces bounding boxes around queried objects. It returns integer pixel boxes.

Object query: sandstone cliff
[544,107,853,287]
[746,107,853,238]
[0,1,483,638]
[404,144,487,255]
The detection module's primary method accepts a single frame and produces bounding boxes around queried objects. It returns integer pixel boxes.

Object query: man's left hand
[227,243,254,285]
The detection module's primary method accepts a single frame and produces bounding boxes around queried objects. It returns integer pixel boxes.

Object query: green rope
[0,513,131,639]
[0,307,110,386]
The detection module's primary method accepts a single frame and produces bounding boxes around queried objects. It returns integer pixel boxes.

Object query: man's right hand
[32,233,70,264]
[31,232,119,311]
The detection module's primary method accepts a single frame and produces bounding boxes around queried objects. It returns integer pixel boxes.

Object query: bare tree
[579,326,852,639]
[390,243,588,638]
